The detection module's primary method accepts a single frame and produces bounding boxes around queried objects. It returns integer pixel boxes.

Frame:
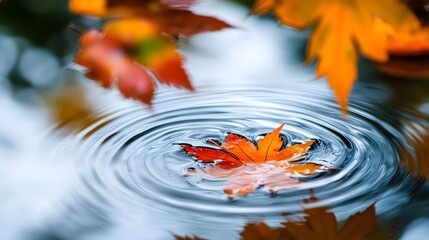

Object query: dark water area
[1,1,429,240]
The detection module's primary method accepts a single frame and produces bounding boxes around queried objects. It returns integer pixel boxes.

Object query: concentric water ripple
[46,83,426,231]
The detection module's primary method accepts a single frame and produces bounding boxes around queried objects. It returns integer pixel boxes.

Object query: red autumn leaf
[180,144,243,169]
[137,8,232,37]
[75,18,195,104]
[75,30,155,104]
[70,0,230,104]
[104,19,193,90]
[180,124,333,198]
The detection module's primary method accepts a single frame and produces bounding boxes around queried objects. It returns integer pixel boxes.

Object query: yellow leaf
[256,0,420,113]
[103,19,159,46]
[69,0,106,16]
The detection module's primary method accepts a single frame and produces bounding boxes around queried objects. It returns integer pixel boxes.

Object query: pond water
[1,1,429,240]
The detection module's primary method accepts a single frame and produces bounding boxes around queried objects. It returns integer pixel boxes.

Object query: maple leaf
[180,124,333,198]
[75,30,155,104]
[253,0,420,114]
[75,18,194,104]
[104,19,194,90]
[70,0,231,105]
[283,196,376,240]
[372,20,429,57]
[239,196,377,240]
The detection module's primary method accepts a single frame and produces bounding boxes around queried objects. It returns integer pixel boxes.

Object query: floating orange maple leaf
[180,124,333,198]
[69,0,231,105]
[253,0,421,114]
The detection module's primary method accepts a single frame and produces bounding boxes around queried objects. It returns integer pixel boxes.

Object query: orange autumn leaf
[373,22,429,78]
[388,26,429,56]
[254,0,420,113]
[252,0,276,15]
[69,0,106,16]
[103,18,160,46]
[180,124,333,198]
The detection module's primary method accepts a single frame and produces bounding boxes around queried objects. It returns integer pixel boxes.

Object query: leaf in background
[69,0,232,36]
[69,0,106,16]
[254,0,420,114]
[179,124,332,198]
[138,7,231,36]
[70,0,231,105]
[252,0,275,14]
[373,23,429,78]
[388,31,429,56]
[103,18,160,46]
[76,30,154,104]
[134,36,193,90]
[44,81,114,138]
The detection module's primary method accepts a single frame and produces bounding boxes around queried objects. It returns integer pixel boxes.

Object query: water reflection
[238,196,379,240]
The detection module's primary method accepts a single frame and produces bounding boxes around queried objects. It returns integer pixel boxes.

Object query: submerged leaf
[240,196,377,240]
[240,222,289,240]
